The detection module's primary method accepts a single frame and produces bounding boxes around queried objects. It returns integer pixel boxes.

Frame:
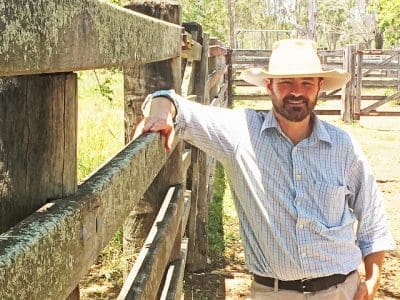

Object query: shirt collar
[260,110,332,145]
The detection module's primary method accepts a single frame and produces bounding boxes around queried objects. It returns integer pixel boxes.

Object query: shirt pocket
[314,181,351,228]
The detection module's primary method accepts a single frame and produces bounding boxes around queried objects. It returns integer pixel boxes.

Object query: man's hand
[354,251,385,300]
[354,279,379,300]
[132,97,176,151]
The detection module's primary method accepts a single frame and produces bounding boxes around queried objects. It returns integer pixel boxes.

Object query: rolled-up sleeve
[172,94,248,165]
[346,142,396,257]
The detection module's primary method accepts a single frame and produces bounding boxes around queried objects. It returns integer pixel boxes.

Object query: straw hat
[240,39,350,92]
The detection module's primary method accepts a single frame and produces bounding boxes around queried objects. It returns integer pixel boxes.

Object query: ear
[265,79,273,95]
[319,78,325,90]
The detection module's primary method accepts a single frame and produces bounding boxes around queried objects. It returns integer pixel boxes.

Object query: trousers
[248,271,360,300]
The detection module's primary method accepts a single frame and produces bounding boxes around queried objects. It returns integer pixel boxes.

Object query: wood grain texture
[122,1,183,288]
[341,45,356,122]
[161,238,188,300]
[0,73,77,233]
[118,185,184,300]
[186,33,211,272]
[0,133,177,299]
[208,45,228,58]
[0,0,181,76]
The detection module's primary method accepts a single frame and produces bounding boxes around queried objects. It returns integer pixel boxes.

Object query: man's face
[266,77,322,122]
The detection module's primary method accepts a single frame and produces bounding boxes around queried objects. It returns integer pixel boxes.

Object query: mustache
[283,95,310,103]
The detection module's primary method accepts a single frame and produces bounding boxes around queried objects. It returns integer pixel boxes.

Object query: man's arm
[132,90,249,164]
[354,251,385,300]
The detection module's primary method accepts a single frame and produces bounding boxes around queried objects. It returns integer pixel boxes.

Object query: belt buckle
[300,278,313,294]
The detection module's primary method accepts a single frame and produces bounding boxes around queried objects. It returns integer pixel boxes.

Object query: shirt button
[296,174,301,180]
[299,224,304,229]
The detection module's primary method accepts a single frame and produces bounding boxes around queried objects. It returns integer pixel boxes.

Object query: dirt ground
[183,116,400,300]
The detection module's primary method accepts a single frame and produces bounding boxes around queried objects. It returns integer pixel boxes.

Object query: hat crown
[268,39,322,75]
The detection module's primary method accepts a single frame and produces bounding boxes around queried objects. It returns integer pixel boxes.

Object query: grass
[77,69,124,182]
[77,69,126,297]
[208,162,226,256]
[208,162,244,264]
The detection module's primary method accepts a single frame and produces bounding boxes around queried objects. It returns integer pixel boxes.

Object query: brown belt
[253,271,355,293]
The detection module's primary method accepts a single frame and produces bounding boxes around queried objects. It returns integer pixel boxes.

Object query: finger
[147,119,169,132]
[354,283,367,300]
[165,127,175,151]
[137,117,165,134]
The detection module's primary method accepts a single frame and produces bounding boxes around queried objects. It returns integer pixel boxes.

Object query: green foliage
[208,162,227,256]
[181,0,229,42]
[317,1,348,48]
[78,69,125,293]
[208,162,243,259]
[371,0,400,46]
[93,68,121,102]
[77,69,124,182]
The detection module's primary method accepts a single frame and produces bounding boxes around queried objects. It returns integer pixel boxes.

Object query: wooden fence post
[355,48,363,120]
[397,50,400,91]
[227,49,234,108]
[341,45,356,122]
[0,74,78,298]
[122,0,183,276]
[186,32,210,272]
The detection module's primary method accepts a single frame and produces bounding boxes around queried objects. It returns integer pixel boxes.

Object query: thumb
[131,118,146,141]
[166,126,176,151]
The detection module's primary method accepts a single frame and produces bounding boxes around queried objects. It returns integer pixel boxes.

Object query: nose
[289,83,303,97]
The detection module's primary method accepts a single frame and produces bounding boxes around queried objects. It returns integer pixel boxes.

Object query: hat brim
[240,68,351,92]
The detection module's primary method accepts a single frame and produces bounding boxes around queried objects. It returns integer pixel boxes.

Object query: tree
[227,0,236,47]
[180,0,229,42]
[307,0,317,40]
[371,0,400,47]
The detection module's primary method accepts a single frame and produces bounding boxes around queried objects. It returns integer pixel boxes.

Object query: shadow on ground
[183,163,251,299]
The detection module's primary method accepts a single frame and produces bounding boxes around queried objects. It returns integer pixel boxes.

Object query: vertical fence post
[341,45,356,122]
[355,48,363,120]
[186,32,210,272]
[319,51,327,98]
[122,0,183,276]
[227,49,234,108]
[0,74,78,298]
[397,50,400,91]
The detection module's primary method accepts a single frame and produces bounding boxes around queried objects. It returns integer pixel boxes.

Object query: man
[134,39,395,299]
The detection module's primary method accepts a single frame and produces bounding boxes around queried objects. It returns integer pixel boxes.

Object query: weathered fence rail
[232,47,400,120]
[0,1,230,299]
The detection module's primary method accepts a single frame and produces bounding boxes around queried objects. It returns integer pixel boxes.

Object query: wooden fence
[232,47,400,121]
[0,1,230,299]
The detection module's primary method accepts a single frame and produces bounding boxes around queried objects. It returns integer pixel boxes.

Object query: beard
[271,92,318,122]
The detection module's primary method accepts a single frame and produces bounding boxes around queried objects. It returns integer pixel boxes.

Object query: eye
[302,81,314,86]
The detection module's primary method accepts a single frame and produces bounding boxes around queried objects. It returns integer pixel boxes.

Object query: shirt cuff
[359,236,396,257]
[141,89,179,124]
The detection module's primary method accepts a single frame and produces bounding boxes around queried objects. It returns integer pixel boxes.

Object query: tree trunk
[227,0,236,48]
[307,0,317,40]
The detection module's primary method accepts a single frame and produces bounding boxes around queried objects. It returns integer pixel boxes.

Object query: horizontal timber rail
[118,184,188,299]
[0,0,182,76]
[0,133,179,299]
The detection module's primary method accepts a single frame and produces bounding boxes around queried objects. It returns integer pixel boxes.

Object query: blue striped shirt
[162,92,395,280]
